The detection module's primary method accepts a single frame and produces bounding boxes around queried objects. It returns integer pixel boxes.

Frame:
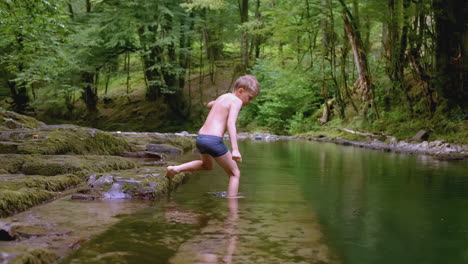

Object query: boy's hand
[207,101,215,109]
[232,150,242,163]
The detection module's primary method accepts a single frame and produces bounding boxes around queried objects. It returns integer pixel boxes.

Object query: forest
[1,0,467,142]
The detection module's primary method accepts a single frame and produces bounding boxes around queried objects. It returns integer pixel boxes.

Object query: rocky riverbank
[235,132,467,161]
[0,110,195,263]
[300,136,468,161]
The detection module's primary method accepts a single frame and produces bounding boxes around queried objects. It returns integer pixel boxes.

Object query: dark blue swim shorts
[196,134,229,157]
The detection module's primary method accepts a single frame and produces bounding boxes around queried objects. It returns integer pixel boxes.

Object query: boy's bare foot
[166,166,178,179]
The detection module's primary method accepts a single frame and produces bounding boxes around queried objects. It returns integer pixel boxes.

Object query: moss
[11,248,58,264]
[0,110,45,130]
[114,133,195,154]
[19,155,136,176]
[24,174,83,192]
[0,188,55,217]
[167,136,195,153]
[93,166,188,200]
[0,174,83,193]
[0,142,20,154]
[19,129,133,155]
[0,154,27,173]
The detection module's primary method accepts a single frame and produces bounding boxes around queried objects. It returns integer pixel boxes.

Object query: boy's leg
[166,154,214,178]
[214,151,240,197]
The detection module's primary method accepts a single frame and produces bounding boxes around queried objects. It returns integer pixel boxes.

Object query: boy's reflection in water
[196,197,240,264]
[167,197,241,264]
[222,198,239,264]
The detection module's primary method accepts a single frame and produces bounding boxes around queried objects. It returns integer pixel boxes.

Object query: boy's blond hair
[233,75,260,97]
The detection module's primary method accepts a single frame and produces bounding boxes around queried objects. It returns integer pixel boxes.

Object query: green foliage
[239,60,323,134]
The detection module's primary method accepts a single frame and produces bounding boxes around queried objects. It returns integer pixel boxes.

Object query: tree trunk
[142,52,163,101]
[240,0,249,71]
[81,72,98,113]
[254,0,262,59]
[138,24,164,101]
[201,9,223,62]
[126,52,131,95]
[339,0,378,118]
[7,81,29,114]
[433,0,468,107]
[85,0,91,12]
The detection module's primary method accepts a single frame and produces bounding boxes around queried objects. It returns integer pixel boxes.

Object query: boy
[166,75,260,198]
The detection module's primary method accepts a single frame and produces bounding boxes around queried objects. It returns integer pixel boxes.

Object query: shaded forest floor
[32,60,239,133]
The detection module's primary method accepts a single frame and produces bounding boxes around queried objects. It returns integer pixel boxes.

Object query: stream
[61,139,467,264]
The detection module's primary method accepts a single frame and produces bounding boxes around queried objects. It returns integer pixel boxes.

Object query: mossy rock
[114,133,194,154]
[0,155,27,173]
[0,142,20,154]
[8,248,58,264]
[23,174,84,192]
[0,174,83,193]
[19,128,133,155]
[0,188,55,217]
[166,136,194,153]
[0,154,136,176]
[86,166,188,200]
[0,110,45,130]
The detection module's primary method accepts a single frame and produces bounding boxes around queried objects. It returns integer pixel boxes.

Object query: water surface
[63,140,468,264]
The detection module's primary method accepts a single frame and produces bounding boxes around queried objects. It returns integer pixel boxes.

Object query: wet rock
[15,225,52,238]
[0,253,20,263]
[114,178,142,187]
[147,144,181,157]
[412,130,429,141]
[121,151,163,159]
[0,221,18,241]
[71,194,98,200]
[141,161,168,167]
[87,174,97,185]
[91,175,114,189]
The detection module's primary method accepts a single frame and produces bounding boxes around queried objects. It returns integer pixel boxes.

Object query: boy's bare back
[198,93,242,138]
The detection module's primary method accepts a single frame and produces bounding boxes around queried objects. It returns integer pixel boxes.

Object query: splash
[103,183,129,199]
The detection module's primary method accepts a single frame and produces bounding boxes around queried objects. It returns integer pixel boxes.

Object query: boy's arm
[207,101,215,109]
[227,101,242,162]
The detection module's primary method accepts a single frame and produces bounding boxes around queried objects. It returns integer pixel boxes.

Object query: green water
[62,140,468,264]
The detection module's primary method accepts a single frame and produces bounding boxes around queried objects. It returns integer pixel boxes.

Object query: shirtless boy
[166,75,260,198]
